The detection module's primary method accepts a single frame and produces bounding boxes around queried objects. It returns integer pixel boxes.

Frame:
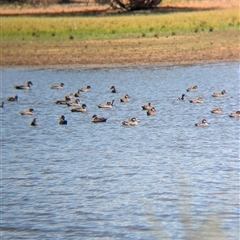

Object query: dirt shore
[2,30,239,69]
[1,0,239,69]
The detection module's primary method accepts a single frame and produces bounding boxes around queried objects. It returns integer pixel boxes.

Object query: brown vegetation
[0,0,238,15]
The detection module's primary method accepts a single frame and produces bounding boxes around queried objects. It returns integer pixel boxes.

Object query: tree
[109,0,162,11]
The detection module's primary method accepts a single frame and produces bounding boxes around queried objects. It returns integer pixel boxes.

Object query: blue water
[1,62,239,239]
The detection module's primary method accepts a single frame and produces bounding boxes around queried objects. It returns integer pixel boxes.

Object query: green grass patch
[1,9,239,41]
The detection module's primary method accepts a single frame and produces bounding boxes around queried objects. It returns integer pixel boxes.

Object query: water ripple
[1,63,239,240]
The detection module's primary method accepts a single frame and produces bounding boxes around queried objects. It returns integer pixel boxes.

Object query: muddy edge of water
[2,30,239,68]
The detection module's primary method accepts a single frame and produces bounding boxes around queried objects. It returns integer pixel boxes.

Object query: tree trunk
[109,0,162,11]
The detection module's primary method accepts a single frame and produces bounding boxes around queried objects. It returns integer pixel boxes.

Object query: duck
[110,86,117,93]
[55,96,71,105]
[59,115,67,125]
[147,107,156,116]
[211,107,222,114]
[67,99,81,107]
[120,94,130,102]
[70,103,87,113]
[178,94,186,101]
[0,102,4,108]
[189,97,204,104]
[80,85,91,92]
[195,119,209,127]
[14,80,33,90]
[122,117,139,126]
[20,108,34,115]
[97,100,114,108]
[212,90,227,97]
[186,85,198,92]
[30,118,38,126]
[7,95,18,101]
[65,93,74,99]
[51,83,64,89]
[142,102,152,110]
[91,114,107,123]
[229,111,240,118]
[74,89,81,97]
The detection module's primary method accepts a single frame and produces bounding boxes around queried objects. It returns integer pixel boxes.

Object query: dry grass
[0,5,110,15]
[0,0,238,15]
[162,0,239,9]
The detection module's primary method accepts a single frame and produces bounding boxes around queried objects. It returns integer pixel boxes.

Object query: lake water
[1,62,239,240]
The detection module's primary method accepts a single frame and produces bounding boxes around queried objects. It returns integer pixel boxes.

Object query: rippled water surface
[1,63,239,239]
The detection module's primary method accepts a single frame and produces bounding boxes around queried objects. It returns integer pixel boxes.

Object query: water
[1,63,239,239]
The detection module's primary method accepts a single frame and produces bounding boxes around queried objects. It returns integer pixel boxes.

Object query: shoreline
[1,59,239,70]
[2,30,239,69]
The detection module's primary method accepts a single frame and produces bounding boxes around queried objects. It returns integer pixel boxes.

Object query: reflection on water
[1,63,239,239]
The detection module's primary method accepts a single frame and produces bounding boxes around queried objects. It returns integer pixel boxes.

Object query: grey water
[1,62,239,240]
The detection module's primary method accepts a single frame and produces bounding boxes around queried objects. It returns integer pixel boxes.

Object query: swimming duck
[67,99,81,107]
[91,114,107,123]
[65,93,74,99]
[59,115,67,125]
[122,117,139,126]
[70,103,87,113]
[186,85,198,92]
[147,107,156,116]
[195,119,209,127]
[55,96,71,105]
[20,108,34,115]
[229,111,240,118]
[212,90,227,97]
[110,86,117,93]
[14,81,33,90]
[30,118,38,126]
[178,94,186,101]
[7,95,18,101]
[74,89,82,97]
[51,83,65,89]
[120,94,130,102]
[189,97,204,104]
[0,102,4,108]
[97,100,114,108]
[142,102,152,110]
[211,107,222,114]
[80,85,91,92]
